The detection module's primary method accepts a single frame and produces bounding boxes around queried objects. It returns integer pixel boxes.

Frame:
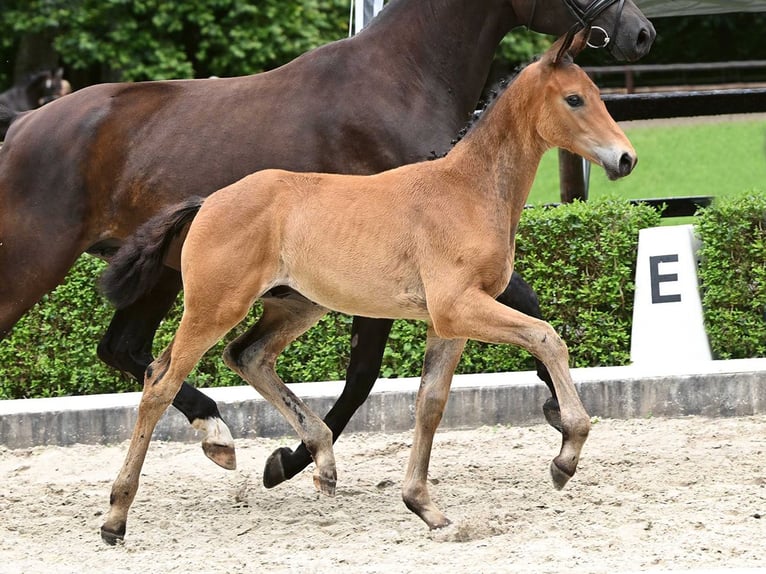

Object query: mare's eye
[565,94,584,108]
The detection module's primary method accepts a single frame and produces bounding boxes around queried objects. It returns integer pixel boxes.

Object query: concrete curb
[1,358,764,449]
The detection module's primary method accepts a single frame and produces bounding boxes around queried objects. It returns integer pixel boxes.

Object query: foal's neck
[445,72,548,213]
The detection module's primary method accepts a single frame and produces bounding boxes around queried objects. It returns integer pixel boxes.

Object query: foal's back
[184,143,509,322]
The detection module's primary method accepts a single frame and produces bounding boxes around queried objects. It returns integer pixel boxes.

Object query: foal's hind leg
[223,293,337,495]
[496,272,561,433]
[101,299,251,544]
[97,266,236,470]
[402,332,466,529]
[263,316,394,487]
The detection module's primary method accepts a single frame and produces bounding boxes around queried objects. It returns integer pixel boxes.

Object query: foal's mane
[428,63,529,160]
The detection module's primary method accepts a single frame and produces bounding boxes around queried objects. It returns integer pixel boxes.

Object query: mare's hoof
[100,523,126,546]
[549,460,574,491]
[263,446,292,489]
[202,442,237,470]
[542,397,563,433]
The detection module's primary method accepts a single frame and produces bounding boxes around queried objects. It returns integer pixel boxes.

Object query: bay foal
[101,32,636,542]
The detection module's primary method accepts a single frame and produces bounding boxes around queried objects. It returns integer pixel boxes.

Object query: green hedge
[1,195,762,400]
[697,192,766,359]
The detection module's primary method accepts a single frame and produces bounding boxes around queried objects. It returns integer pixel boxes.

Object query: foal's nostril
[619,153,635,176]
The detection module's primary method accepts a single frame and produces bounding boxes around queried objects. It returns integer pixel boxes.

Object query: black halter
[562,0,626,48]
[527,0,627,49]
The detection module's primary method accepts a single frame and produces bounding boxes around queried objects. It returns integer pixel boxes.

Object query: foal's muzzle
[605,151,637,180]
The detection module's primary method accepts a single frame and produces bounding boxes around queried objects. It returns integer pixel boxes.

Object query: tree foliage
[0,0,350,87]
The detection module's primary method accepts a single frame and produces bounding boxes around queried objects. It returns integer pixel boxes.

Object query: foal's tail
[100,197,205,309]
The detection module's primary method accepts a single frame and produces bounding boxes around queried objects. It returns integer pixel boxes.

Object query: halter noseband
[527,0,627,49]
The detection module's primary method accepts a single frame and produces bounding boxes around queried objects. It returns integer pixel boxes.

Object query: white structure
[350,0,385,35]
[630,224,712,365]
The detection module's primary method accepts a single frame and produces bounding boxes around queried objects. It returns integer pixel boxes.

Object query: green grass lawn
[528,117,766,205]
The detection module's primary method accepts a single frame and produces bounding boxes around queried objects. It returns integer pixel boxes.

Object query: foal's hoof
[263,446,292,489]
[100,523,126,546]
[202,442,237,470]
[549,460,574,491]
[542,397,563,434]
[313,465,337,497]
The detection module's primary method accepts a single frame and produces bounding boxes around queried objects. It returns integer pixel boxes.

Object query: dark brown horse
[0,0,654,477]
[0,69,70,138]
[99,29,636,540]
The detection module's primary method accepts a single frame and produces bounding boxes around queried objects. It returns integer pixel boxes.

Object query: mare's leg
[496,271,561,432]
[0,235,81,341]
[101,293,251,544]
[401,332,466,529]
[432,290,590,492]
[97,266,236,470]
[263,316,394,487]
[224,293,337,495]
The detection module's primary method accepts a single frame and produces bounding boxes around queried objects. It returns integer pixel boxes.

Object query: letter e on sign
[649,254,682,304]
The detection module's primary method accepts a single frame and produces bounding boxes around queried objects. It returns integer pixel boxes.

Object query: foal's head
[529,31,636,180]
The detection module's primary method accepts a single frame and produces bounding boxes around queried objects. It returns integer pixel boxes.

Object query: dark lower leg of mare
[495,271,561,432]
[97,266,236,469]
[263,316,394,488]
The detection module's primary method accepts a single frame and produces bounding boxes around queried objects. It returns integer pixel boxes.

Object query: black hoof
[100,524,126,546]
[543,397,563,433]
[263,446,292,489]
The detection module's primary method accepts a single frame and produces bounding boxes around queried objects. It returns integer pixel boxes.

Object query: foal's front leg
[263,272,557,488]
[433,289,590,490]
[496,273,561,432]
[401,332,466,529]
[223,294,337,495]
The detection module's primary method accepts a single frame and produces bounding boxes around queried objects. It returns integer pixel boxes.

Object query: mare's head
[527,30,636,180]
[515,0,655,62]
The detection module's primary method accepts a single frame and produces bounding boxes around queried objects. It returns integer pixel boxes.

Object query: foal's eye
[565,94,584,108]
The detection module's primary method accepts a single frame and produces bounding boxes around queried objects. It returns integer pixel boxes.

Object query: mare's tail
[0,103,20,140]
[100,197,204,309]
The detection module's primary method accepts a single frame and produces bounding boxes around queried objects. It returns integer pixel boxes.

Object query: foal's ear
[548,27,590,66]
[567,28,590,59]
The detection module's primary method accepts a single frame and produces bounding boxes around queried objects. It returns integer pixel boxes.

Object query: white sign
[630,224,712,365]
